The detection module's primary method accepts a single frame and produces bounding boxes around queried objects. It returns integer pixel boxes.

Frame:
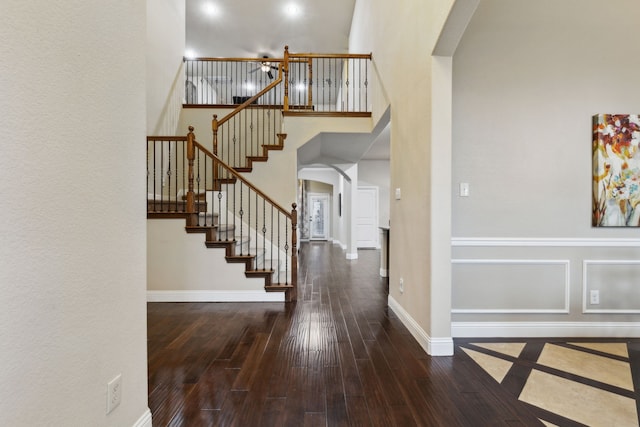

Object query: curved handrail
[216,63,284,127]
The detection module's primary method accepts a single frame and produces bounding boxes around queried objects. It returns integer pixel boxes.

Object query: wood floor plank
[148,242,628,427]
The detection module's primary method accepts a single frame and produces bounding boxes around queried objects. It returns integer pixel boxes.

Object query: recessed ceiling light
[203,2,218,17]
[285,3,301,18]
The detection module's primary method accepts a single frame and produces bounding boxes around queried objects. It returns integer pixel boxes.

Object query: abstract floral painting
[592,114,640,226]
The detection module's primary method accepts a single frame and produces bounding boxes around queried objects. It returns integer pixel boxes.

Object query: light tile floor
[459,341,640,426]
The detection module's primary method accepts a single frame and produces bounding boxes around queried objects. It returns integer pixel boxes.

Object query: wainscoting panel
[583,260,640,313]
[452,259,570,313]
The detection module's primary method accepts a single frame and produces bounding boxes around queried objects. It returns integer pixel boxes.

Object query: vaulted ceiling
[186,0,389,165]
[186,0,356,58]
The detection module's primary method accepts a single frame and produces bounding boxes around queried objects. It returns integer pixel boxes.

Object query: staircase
[147,126,298,302]
[147,47,372,303]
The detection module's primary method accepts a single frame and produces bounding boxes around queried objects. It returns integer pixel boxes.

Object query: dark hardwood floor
[147,242,545,426]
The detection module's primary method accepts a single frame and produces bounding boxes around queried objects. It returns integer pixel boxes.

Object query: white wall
[451,0,640,335]
[0,1,149,426]
[147,0,185,135]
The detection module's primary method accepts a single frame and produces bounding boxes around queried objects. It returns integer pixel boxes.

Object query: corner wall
[349,0,455,354]
[451,0,640,336]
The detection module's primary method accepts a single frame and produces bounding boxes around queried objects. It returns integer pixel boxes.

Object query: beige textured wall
[349,0,455,345]
[0,1,149,425]
[146,0,185,135]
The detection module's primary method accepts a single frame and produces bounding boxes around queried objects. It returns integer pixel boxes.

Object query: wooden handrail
[146,136,188,141]
[288,52,372,59]
[184,57,284,63]
[190,138,292,219]
[216,63,284,127]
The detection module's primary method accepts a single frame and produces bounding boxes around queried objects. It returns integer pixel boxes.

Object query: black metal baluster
[284,217,289,285]
[365,58,369,113]
[270,205,274,273]
[262,199,266,271]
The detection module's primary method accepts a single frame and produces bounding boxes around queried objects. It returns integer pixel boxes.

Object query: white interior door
[309,193,330,240]
[357,186,379,248]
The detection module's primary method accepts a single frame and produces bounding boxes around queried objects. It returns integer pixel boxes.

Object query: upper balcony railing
[184,46,372,115]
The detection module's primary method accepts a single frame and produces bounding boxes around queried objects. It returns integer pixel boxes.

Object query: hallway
[147,242,639,426]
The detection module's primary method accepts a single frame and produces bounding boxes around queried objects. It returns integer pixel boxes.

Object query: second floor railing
[184,46,372,114]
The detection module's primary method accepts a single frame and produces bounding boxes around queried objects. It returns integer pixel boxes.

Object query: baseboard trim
[132,409,152,427]
[346,252,358,260]
[147,290,285,302]
[388,296,454,356]
[452,321,640,338]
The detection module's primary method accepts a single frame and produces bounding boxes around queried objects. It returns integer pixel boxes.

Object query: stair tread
[265,283,294,292]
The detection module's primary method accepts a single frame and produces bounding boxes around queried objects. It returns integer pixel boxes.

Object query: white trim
[451,259,570,314]
[132,409,152,427]
[308,192,331,241]
[582,259,640,314]
[332,239,347,250]
[452,237,640,247]
[452,321,640,338]
[147,290,285,302]
[346,252,359,260]
[388,296,454,356]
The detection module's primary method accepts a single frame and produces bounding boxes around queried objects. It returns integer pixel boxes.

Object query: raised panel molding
[452,259,570,314]
[452,237,640,247]
[452,321,640,338]
[582,260,640,314]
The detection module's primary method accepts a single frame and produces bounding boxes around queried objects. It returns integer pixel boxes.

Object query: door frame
[356,186,379,248]
[308,192,331,240]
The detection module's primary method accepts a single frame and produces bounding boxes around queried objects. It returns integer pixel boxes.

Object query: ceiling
[186,0,356,58]
[186,0,389,165]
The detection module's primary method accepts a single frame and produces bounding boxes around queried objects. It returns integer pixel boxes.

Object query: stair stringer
[204,190,291,281]
[147,218,285,302]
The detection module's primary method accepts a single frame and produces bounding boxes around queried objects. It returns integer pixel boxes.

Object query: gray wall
[451,0,640,335]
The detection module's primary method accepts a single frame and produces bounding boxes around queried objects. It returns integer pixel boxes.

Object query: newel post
[283,46,290,112]
[212,114,219,188]
[186,126,196,226]
[289,202,298,302]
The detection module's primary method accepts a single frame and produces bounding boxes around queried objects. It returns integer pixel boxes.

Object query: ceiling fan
[249,55,278,79]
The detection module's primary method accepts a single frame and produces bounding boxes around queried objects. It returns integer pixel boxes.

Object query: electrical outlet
[399,277,404,294]
[590,290,600,305]
[107,374,122,414]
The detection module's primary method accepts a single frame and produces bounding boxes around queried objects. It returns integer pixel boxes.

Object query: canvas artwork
[592,114,640,226]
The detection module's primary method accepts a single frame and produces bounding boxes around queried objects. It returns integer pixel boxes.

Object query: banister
[184,56,284,63]
[288,52,373,60]
[216,63,284,127]
[146,135,188,141]
[191,138,292,219]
